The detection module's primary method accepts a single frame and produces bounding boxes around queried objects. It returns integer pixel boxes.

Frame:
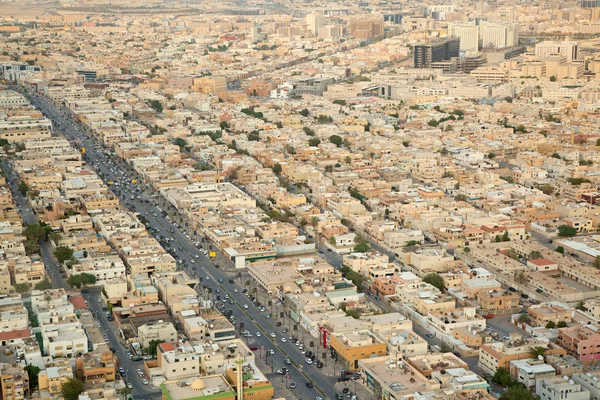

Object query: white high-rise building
[448,23,480,52]
[535,41,579,62]
[480,22,519,49]
[306,11,324,36]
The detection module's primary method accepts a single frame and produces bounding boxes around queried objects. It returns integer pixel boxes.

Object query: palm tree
[518,313,531,324]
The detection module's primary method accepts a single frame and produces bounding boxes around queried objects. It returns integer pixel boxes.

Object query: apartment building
[558,325,600,362]
[510,359,556,390]
[536,376,590,400]
[156,342,201,380]
[0,116,52,143]
[479,338,566,373]
[137,322,177,348]
[329,330,387,370]
[0,363,29,400]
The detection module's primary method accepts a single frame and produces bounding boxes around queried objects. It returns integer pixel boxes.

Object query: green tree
[333,99,346,106]
[502,231,510,242]
[463,247,470,254]
[344,156,352,164]
[53,246,74,264]
[272,163,282,175]
[596,138,600,147]
[575,300,587,311]
[24,365,40,390]
[556,246,565,254]
[174,138,187,148]
[593,256,600,269]
[23,224,47,242]
[423,273,445,291]
[67,273,96,289]
[247,131,260,141]
[14,283,29,293]
[530,346,546,359]
[405,240,421,247]
[329,135,343,147]
[324,165,333,173]
[551,152,561,159]
[62,378,85,400]
[440,343,453,353]
[557,225,578,237]
[328,236,336,245]
[219,121,229,130]
[299,108,309,117]
[149,100,163,113]
[557,320,567,328]
[549,75,556,82]
[492,367,512,386]
[353,242,370,253]
[48,231,61,244]
[308,138,321,147]
[454,194,468,202]
[499,386,537,400]
[402,141,410,147]
[18,181,29,196]
[34,280,53,290]
[346,309,361,319]
[303,127,315,136]
[488,152,496,159]
[440,147,449,155]
[528,251,542,260]
[545,321,556,329]
[310,216,319,231]
[518,313,531,324]
[147,339,165,356]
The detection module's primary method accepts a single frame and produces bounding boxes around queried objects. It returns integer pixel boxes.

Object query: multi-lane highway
[21,89,339,400]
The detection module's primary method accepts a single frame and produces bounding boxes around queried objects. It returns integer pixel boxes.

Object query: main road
[22,89,338,400]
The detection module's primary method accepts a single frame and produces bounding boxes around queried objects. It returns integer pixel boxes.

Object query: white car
[256,332,261,337]
[270,332,276,338]
[281,338,287,343]
[305,358,313,364]
[142,379,149,385]
[243,304,249,309]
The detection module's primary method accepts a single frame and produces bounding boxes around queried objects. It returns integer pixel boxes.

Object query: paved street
[21,89,343,400]
[2,159,67,288]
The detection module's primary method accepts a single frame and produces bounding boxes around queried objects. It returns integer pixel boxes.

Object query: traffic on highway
[19,89,348,400]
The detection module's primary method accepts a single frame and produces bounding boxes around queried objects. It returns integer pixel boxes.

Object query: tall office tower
[448,22,480,52]
[480,22,519,49]
[413,38,460,68]
[535,41,579,62]
[349,19,384,39]
[581,0,600,7]
[306,11,324,36]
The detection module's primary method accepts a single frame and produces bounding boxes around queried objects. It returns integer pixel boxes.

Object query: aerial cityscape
[3,1,600,400]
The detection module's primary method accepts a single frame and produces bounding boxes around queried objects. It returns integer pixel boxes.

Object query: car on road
[285,358,292,365]
[136,369,144,377]
[276,322,282,326]
[142,378,149,385]
[249,346,258,351]
[305,358,313,364]
[425,333,434,338]
[281,338,287,343]
[126,383,133,389]
[289,382,297,389]
[306,382,313,388]
[268,349,275,355]
[243,304,248,309]
[256,332,261,337]
[316,397,323,400]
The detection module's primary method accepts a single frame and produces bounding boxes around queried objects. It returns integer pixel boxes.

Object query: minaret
[235,355,244,400]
